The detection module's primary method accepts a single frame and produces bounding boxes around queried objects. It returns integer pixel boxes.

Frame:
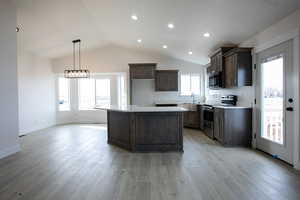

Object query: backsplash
[131,79,205,106]
[154,92,205,104]
[206,86,254,107]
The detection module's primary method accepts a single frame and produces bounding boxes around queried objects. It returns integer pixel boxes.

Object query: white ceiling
[16,0,300,64]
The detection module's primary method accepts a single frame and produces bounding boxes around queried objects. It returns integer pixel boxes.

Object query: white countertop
[95,105,187,112]
[213,105,252,109]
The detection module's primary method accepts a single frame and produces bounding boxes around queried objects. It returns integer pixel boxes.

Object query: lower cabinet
[199,105,204,130]
[107,111,183,152]
[213,108,224,143]
[184,111,200,129]
[214,107,252,147]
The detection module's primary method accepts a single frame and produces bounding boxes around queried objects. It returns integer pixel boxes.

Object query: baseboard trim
[56,122,106,126]
[19,124,56,136]
[0,144,21,160]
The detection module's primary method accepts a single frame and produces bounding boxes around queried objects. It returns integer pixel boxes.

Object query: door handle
[286,107,294,111]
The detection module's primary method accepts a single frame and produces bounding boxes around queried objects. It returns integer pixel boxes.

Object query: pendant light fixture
[64,39,90,78]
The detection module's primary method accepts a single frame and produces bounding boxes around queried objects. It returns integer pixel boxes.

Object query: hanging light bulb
[64,39,90,78]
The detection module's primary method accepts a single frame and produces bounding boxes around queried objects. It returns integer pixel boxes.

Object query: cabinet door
[214,108,225,143]
[214,109,220,140]
[213,56,217,72]
[191,112,199,125]
[184,112,189,127]
[210,56,216,73]
[219,110,225,144]
[199,106,204,130]
[189,111,200,128]
[207,66,213,74]
[108,111,131,144]
[135,113,179,144]
[129,64,156,79]
[155,70,178,91]
[225,54,237,88]
[216,52,223,72]
[184,111,200,128]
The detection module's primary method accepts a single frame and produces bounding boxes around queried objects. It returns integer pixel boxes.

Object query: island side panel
[178,112,183,151]
[107,111,131,150]
[133,112,183,152]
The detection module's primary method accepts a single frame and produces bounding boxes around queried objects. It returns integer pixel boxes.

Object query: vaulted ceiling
[15,0,300,64]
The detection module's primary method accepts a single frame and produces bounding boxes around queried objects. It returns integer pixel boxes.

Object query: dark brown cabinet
[210,51,221,73]
[129,63,157,79]
[213,108,224,142]
[199,105,204,130]
[107,110,183,152]
[214,107,252,147]
[210,47,235,74]
[208,47,236,88]
[184,111,200,129]
[206,65,213,74]
[155,70,178,91]
[224,48,252,88]
[135,113,180,145]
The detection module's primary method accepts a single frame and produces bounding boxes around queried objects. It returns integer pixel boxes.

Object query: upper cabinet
[155,70,179,91]
[208,46,253,89]
[209,47,235,74]
[129,63,157,79]
[224,48,252,88]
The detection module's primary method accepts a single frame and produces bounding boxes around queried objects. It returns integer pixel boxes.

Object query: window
[261,56,284,144]
[78,79,95,110]
[96,79,110,106]
[118,75,127,105]
[180,74,201,96]
[58,77,70,111]
[78,78,111,110]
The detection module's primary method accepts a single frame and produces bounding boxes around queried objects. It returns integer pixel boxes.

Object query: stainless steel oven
[202,105,214,139]
[201,95,238,139]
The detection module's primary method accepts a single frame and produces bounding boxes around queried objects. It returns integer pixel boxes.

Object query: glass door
[261,56,284,145]
[256,40,294,164]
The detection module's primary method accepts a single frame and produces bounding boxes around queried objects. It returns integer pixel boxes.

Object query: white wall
[18,51,56,135]
[0,0,20,159]
[240,9,300,49]
[52,44,204,75]
[52,44,205,124]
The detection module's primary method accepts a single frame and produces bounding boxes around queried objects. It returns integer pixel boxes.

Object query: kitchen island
[95,105,186,152]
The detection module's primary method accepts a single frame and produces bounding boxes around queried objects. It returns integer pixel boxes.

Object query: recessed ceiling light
[188,51,193,55]
[131,15,138,21]
[163,45,168,49]
[168,23,174,29]
[203,32,211,38]
[137,39,142,43]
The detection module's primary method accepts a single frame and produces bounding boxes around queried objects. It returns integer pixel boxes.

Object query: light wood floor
[0,124,300,200]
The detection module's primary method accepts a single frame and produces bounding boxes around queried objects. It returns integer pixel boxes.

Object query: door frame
[251,27,300,169]
[256,40,293,164]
